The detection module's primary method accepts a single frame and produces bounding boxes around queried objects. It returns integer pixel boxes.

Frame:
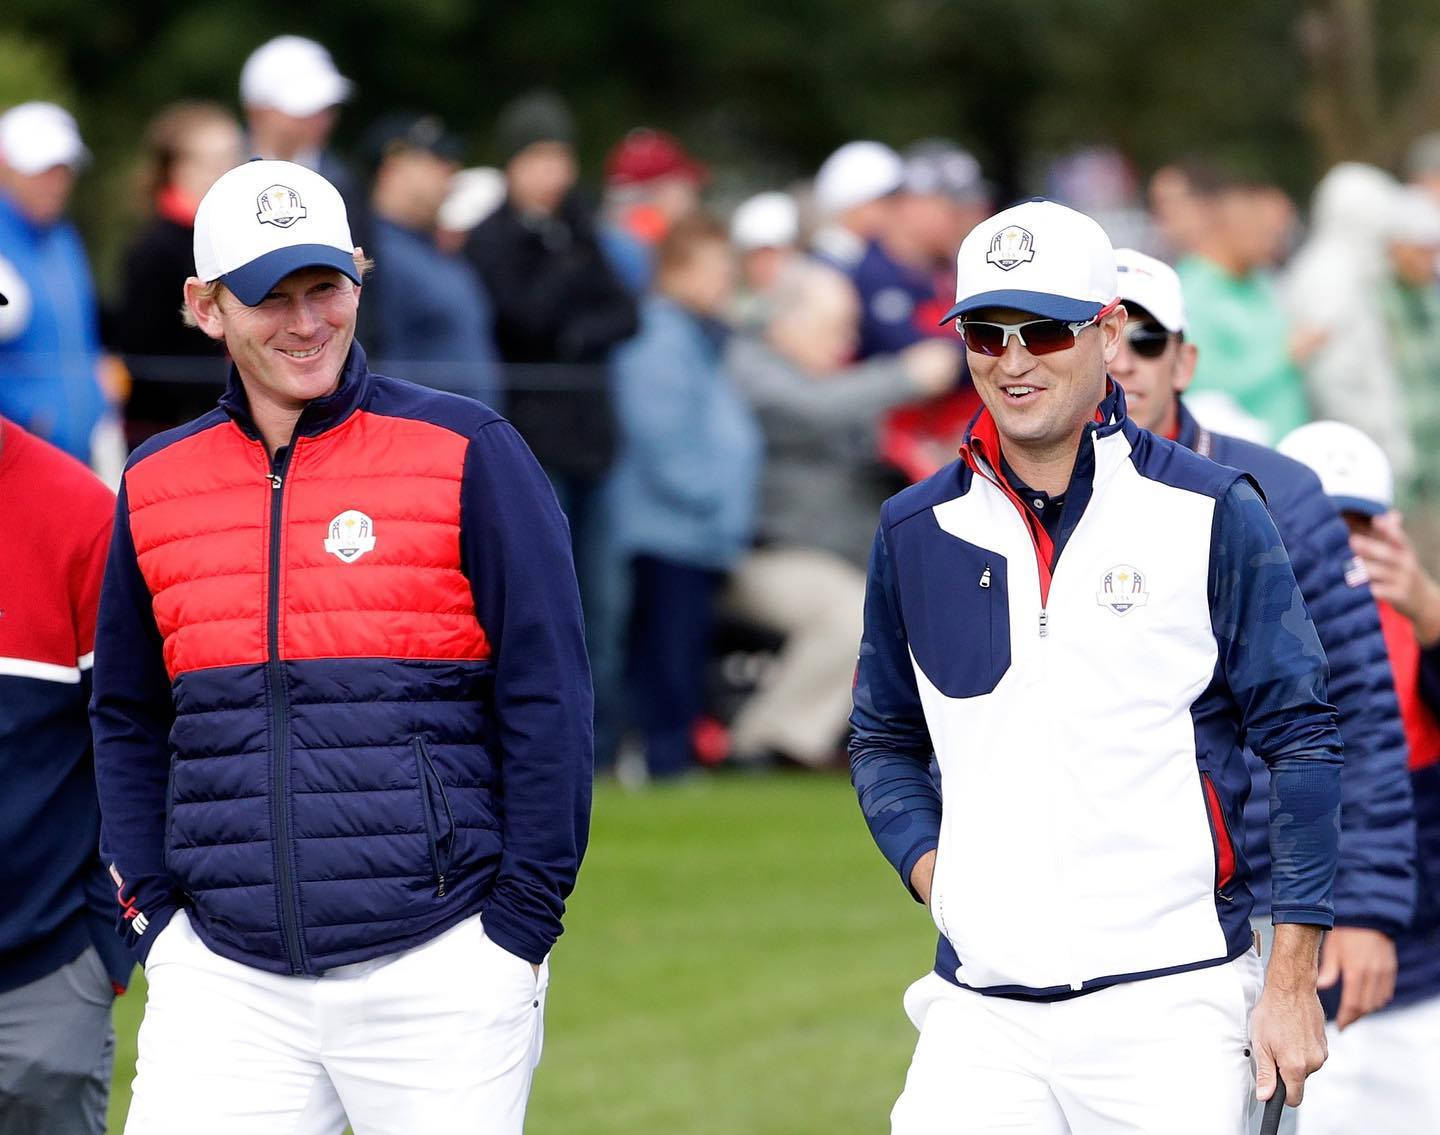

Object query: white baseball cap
[1277,420,1394,516]
[813,141,904,217]
[730,191,799,251]
[0,102,89,175]
[193,159,359,306]
[942,198,1117,324]
[1114,247,1187,333]
[240,36,352,118]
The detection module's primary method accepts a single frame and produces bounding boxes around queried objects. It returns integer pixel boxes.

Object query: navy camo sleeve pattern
[849,518,941,900]
[1210,479,1344,927]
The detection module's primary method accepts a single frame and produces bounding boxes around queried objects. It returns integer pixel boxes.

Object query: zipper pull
[979,566,991,589]
[267,472,282,489]
[436,873,447,898]
[1038,610,1049,638]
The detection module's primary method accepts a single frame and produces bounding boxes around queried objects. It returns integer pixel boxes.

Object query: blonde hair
[180,252,375,328]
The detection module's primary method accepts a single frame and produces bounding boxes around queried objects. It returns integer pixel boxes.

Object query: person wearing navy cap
[851,198,1341,1133]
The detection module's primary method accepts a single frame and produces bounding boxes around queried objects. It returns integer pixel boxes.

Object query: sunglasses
[1123,321,1176,359]
[958,299,1121,357]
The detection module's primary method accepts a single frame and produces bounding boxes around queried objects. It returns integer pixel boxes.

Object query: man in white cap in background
[91,158,592,1133]
[1277,421,1440,1135]
[811,140,962,368]
[0,102,114,469]
[851,198,1340,1132]
[1110,248,1416,1134]
[240,36,358,203]
[729,189,800,329]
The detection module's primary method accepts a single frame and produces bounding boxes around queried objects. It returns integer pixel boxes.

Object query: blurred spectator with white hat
[0,102,115,470]
[436,167,506,255]
[361,112,501,408]
[1379,185,1440,548]
[811,139,963,372]
[108,100,244,448]
[1284,163,1410,483]
[240,36,354,190]
[1277,419,1440,1135]
[601,128,708,293]
[728,189,800,330]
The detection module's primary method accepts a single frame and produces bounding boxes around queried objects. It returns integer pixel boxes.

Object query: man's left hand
[1317,926,1396,1029]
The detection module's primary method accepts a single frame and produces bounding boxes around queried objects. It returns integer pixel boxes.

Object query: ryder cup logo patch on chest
[324,510,376,563]
[1097,564,1149,615]
[985,226,1035,271]
[256,184,308,229]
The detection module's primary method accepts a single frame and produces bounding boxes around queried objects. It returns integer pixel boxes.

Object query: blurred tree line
[3,0,1440,291]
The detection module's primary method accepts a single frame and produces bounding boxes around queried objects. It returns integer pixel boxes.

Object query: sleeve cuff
[899,840,939,904]
[130,903,180,966]
[1271,907,1335,929]
[480,904,555,966]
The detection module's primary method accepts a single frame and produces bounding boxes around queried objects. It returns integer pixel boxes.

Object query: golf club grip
[1259,1077,1287,1135]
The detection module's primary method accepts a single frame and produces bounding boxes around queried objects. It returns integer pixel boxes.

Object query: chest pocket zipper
[413,737,456,897]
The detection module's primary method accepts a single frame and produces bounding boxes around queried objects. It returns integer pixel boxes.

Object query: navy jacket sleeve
[461,420,593,964]
[1286,505,1415,935]
[1211,479,1343,926]
[849,514,942,900]
[88,479,183,964]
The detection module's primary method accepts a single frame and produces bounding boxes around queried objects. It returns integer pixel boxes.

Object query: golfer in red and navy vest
[91,160,592,1134]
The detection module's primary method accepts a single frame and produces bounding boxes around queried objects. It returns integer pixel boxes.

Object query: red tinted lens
[959,322,1008,356]
[1018,320,1078,355]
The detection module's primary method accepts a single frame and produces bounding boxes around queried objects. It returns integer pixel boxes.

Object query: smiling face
[963,303,1124,462]
[185,265,359,420]
[1106,305,1196,435]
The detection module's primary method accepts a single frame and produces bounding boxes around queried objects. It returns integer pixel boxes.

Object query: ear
[1172,340,1199,396]
[183,278,227,341]
[1099,302,1128,364]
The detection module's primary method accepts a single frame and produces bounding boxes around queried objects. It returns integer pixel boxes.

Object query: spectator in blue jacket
[611,214,762,778]
[1111,251,1416,1080]
[363,113,501,408]
[0,103,111,467]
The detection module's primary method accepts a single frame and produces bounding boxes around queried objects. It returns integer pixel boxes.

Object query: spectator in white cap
[0,101,114,469]
[893,140,991,281]
[812,139,962,379]
[240,35,361,220]
[1113,248,1416,1135]
[851,197,1342,1132]
[729,190,800,329]
[1277,419,1440,1135]
[810,139,904,271]
[1379,185,1440,550]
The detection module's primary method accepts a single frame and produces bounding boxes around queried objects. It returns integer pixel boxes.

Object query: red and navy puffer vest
[92,344,593,975]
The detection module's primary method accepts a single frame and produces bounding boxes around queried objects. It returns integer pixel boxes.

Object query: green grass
[108,774,935,1133]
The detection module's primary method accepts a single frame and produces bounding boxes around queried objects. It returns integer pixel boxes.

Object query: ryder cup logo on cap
[194,159,360,306]
[941,198,1117,325]
[256,184,308,229]
[1114,247,1187,334]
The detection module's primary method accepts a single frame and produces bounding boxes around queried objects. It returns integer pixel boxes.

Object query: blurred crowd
[8,34,1440,788]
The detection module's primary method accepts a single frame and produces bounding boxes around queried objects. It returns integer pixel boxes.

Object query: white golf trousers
[123,909,546,1134]
[891,951,1263,1134]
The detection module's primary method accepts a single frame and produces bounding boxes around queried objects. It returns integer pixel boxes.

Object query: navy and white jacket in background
[850,384,1343,1000]
[1176,404,1416,940]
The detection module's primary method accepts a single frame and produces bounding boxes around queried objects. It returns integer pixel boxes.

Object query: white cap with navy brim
[1114,247,1187,334]
[193,159,360,306]
[1277,420,1395,518]
[941,197,1117,325]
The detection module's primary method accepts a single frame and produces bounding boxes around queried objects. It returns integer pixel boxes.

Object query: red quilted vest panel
[126,411,491,680]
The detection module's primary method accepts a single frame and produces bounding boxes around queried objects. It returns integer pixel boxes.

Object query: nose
[997,334,1034,375]
[287,295,320,338]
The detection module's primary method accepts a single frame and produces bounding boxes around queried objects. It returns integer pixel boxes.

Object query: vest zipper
[1038,609,1049,638]
[266,443,306,975]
